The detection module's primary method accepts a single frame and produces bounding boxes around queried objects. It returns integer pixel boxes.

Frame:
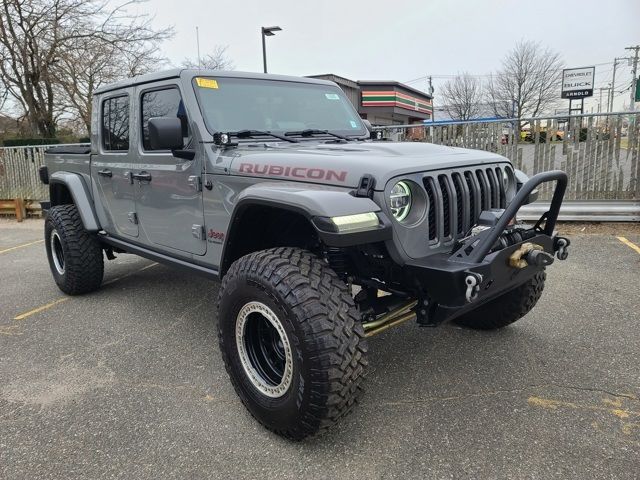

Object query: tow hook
[509,242,554,269]
[554,236,570,260]
[464,272,483,303]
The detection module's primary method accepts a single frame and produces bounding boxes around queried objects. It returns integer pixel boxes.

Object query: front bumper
[404,170,570,325]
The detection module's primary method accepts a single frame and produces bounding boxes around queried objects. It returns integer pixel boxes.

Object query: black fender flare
[49,172,101,232]
[219,183,392,274]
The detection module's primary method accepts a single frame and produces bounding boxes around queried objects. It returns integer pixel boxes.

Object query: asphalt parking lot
[1,219,639,479]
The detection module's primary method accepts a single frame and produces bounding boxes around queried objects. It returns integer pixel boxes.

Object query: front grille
[424,177,438,241]
[422,165,509,246]
[495,167,506,206]
[437,175,451,238]
[476,170,488,211]
[451,173,466,235]
[464,171,477,222]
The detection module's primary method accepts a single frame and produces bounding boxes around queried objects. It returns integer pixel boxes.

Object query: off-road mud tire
[218,247,368,440]
[45,204,104,295]
[455,271,546,330]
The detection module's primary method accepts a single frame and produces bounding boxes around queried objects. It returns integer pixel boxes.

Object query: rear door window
[101,95,130,151]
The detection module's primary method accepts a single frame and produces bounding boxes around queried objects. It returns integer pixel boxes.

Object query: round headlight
[389,181,412,221]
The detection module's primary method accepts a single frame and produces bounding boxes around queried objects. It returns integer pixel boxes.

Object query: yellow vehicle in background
[520,126,564,142]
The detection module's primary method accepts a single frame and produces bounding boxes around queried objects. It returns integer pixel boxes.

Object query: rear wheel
[455,271,546,330]
[45,204,104,295]
[218,247,368,440]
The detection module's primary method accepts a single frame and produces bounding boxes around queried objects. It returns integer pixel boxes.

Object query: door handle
[97,169,112,178]
[131,171,152,182]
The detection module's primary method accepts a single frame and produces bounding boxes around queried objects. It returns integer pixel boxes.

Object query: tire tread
[455,271,546,330]
[45,204,103,295]
[218,247,368,440]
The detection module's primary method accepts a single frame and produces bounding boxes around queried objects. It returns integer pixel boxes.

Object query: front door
[133,84,206,255]
[91,90,138,238]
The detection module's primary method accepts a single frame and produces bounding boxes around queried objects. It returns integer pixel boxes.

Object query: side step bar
[98,234,219,280]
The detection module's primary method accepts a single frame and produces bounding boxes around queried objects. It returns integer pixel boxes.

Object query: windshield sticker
[325,93,340,100]
[196,78,219,89]
[350,120,358,128]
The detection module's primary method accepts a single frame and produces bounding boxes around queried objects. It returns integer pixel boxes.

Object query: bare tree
[0,0,172,137]
[182,46,234,70]
[55,26,170,134]
[439,73,483,120]
[0,77,9,112]
[487,40,564,121]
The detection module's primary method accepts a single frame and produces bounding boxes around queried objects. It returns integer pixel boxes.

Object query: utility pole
[598,86,611,113]
[625,45,639,112]
[609,58,621,113]
[609,57,631,112]
[427,76,434,121]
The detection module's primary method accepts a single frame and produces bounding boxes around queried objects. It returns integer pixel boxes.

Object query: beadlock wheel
[235,301,293,398]
[50,230,65,275]
[44,204,104,295]
[218,247,368,440]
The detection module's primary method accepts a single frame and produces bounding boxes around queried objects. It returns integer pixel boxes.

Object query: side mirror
[514,168,539,204]
[148,117,184,151]
[526,188,539,205]
[362,119,382,140]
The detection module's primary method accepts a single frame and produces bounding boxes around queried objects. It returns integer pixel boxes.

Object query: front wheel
[218,247,368,440]
[45,204,104,295]
[454,271,546,330]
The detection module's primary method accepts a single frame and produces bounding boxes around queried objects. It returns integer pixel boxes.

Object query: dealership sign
[561,67,595,99]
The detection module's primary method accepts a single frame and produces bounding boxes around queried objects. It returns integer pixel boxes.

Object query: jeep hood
[221,141,510,189]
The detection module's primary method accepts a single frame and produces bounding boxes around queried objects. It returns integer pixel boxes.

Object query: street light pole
[261,26,282,74]
[261,30,267,73]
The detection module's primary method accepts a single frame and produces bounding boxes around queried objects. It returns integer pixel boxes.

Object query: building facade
[308,74,433,126]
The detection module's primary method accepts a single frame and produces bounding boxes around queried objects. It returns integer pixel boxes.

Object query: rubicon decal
[239,163,347,182]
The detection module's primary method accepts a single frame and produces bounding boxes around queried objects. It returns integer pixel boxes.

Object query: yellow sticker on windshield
[195,78,219,89]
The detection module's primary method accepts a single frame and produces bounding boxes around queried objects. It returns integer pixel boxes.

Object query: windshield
[192,77,367,137]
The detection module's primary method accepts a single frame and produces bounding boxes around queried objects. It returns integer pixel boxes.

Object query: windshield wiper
[284,129,352,141]
[232,129,298,143]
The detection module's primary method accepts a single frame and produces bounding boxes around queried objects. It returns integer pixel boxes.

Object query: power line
[403,61,617,85]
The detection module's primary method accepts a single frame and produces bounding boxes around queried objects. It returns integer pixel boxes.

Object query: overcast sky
[144,0,638,112]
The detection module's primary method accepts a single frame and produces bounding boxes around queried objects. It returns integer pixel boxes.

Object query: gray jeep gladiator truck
[40,69,570,440]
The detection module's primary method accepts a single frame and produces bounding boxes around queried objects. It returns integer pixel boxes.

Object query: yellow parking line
[616,236,640,255]
[0,239,44,255]
[12,262,159,321]
[103,262,158,285]
[14,297,69,320]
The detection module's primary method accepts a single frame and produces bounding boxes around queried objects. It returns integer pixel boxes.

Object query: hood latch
[352,174,376,199]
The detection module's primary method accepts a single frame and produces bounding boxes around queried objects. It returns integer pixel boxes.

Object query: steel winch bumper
[402,170,570,326]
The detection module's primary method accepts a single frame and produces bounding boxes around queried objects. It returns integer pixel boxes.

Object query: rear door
[91,90,138,237]
[133,82,206,255]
